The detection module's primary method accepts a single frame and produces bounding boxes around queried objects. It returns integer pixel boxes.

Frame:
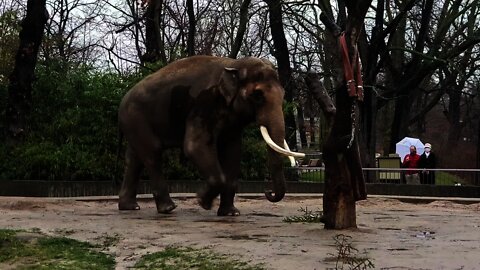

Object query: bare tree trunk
[229,0,251,59]
[199,18,219,56]
[305,73,335,124]
[387,64,441,153]
[309,118,316,147]
[143,0,167,64]
[5,0,48,142]
[297,106,307,149]
[446,87,462,146]
[387,0,434,152]
[443,52,473,147]
[186,0,196,56]
[308,98,316,147]
[389,93,410,152]
[476,117,480,185]
[265,0,296,148]
[358,0,383,167]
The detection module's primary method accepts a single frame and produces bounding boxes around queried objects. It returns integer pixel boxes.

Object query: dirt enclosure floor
[1,194,480,270]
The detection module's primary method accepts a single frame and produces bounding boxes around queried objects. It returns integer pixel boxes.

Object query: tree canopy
[1,0,479,180]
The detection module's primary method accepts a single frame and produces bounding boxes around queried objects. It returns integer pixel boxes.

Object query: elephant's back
[145,55,234,89]
[118,56,233,140]
[122,56,224,101]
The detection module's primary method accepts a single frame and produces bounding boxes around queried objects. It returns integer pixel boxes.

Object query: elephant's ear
[219,67,247,105]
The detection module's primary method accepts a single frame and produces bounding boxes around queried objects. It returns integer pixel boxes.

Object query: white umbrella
[395,137,425,162]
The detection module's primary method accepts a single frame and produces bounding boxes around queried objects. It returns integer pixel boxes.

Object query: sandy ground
[1,194,480,270]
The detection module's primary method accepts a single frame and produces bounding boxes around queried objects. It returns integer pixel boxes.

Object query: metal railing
[286,167,480,186]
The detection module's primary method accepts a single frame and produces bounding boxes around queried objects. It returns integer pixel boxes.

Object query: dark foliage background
[0,62,268,181]
[1,0,478,183]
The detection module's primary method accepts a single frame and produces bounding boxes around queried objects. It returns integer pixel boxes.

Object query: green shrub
[241,125,268,180]
[0,64,133,180]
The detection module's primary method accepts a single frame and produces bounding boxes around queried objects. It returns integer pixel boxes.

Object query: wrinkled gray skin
[118,55,287,216]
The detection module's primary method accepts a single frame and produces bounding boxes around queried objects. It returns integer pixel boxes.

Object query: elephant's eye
[250,89,265,105]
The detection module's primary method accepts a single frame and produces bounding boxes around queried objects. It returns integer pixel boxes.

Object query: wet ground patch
[134,246,265,270]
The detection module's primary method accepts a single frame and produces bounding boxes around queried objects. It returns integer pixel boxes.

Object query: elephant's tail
[113,129,124,187]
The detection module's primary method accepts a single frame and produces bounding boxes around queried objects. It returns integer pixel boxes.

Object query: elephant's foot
[154,196,177,214]
[197,186,221,210]
[118,199,140,210]
[156,202,177,214]
[217,205,240,216]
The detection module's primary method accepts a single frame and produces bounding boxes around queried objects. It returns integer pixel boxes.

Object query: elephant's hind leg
[197,185,222,210]
[119,146,143,210]
[145,159,177,214]
[125,117,176,213]
[153,188,177,213]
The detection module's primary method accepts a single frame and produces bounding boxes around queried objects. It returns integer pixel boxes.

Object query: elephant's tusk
[283,140,297,167]
[260,126,305,158]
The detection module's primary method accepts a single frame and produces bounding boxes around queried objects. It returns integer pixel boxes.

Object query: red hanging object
[339,32,363,101]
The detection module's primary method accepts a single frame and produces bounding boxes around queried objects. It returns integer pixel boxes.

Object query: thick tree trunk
[186,0,196,56]
[322,83,367,229]
[229,0,251,59]
[5,0,48,142]
[317,0,371,230]
[265,0,296,148]
[142,0,167,64]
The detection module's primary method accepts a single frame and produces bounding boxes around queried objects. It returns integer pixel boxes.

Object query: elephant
[117,55,304,216]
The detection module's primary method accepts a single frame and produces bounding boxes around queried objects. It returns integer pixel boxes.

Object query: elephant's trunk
[259,125,306,202]
[258,120,291,202]
[255,84,305,202]
[264,126,286,202]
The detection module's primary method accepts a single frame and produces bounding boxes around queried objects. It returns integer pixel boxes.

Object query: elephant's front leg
[217,187,240,216]
[184,122,227,210]
[217,133,242,216]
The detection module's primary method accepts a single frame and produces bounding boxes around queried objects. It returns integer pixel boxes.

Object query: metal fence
[286,167,480,186]
[2,168,480,197]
